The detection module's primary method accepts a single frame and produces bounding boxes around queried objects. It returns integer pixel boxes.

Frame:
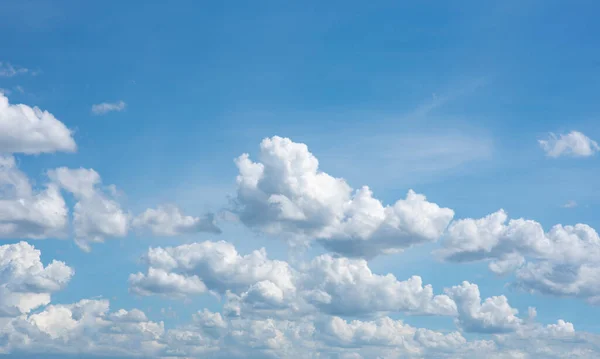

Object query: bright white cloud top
[234,136,454,257]
[0,93,76,154]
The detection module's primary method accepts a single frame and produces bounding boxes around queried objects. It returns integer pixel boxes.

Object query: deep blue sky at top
[1,0,600,332]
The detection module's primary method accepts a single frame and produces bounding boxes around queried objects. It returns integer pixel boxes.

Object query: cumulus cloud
[2,299,165,357]
[129,241,295,299]
[0,93,76,154]
[130,240,490,323]
[3,243,597,358]
[298,255,456,317]
[539,130,599,158]
[132,205,221,236]
[0,156,68,239]
[234,136,454,257]
[439,209,600,303]
[0,242,73,317]
[91,101,126,115]
[446,281,522,333]
[48,167,129,251]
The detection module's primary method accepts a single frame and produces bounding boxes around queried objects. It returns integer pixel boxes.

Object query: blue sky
[1,1,600,358]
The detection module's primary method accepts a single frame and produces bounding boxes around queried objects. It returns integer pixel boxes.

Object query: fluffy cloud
[298,255,456,317]
[2,244,597,359]
[130,240,469,321]
[439,209,600,303]
[539,130,599,158]
[129,241,295,299]
[0,93,76,154]
[91,101,126,115]
[132,205,221,236]
[318,315,486,357]
[48,167,129,251]
[446,281,522,333]
[0,242,73,317]
[1,299,165,357]
[234,136,454,257]
[0,156,68,239]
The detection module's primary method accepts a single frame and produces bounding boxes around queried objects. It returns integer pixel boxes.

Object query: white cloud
[539,131,599,158]
[446,281,522,333]
[91,101,126,115]
[129,241,295,299]
[3,299,165,357]
[298,254,456,317]
[0,156,68,239]
[49,167,129,251]
[0,241,73,317]
[132,205,221,236]
[130,241,490,323]
[234,136,454,257]
[3,242,599,358]
[439,209,600,303]
[3,302,596,359]
[0,93,76,154]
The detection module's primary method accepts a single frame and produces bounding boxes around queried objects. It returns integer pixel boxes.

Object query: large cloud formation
[131,240,539,331]
[438,209,600,304]
[234,136,454,257]
[2,132,600,358]
[1,240,599,359]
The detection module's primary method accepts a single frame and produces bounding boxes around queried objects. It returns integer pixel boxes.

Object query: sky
[1,0,600,358]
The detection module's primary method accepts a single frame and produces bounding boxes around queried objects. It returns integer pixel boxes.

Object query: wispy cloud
[562,200,577,208]
[91,100,127,115]
[0,62,35,77]
[404,76,490,120]
[539,131,599,158]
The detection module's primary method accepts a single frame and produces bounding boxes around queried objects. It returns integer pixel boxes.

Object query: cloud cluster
[0,156,68,239]
[2,300,596,359]
[0,238,598,359]
[439,209,600,304]
[129,240,295,299]
[234,136,454,257]
[0,242,72,317]
[130,239,537,334]
[446,281,521,333]
[49,168,130,251]
[539,130,599,158]
[2,96,599,359]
